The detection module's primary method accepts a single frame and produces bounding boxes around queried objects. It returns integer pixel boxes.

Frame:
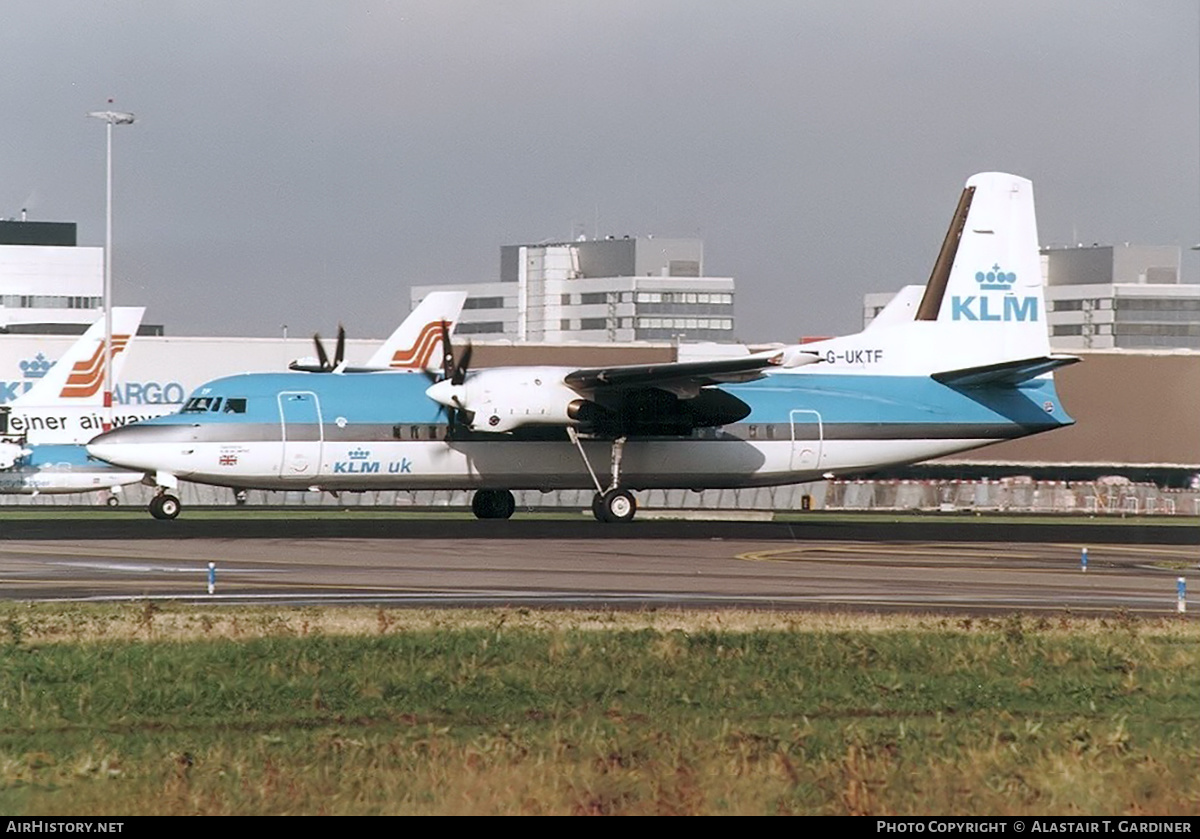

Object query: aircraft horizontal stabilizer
[931,355,1080,388]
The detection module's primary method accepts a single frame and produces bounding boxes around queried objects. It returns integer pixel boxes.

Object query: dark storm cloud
[1,1,1196,341]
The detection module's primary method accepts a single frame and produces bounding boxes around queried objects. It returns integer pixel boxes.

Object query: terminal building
[411,236,737,344]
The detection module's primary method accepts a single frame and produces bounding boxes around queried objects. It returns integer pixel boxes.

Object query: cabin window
[748,425,758,439]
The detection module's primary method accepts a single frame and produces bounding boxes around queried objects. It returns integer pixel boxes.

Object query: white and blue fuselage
[86,367,1071,492]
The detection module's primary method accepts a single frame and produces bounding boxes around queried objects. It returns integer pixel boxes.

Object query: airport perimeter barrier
[6,478,1200,516]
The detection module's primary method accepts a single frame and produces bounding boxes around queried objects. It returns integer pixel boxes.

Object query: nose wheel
[149,493,181,520]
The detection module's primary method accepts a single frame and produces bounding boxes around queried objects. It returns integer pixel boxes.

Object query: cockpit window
[182,396,248,414]
[182,396,218,413]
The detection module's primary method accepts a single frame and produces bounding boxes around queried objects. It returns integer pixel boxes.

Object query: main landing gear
[148,492,181,520]
[568,428,638,523]
[467,432,638,523]
[472,488,515,520]
[591,487,637,523]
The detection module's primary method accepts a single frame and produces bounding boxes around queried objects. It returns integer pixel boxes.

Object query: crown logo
[975,264,1016,291]
[19,354,53,379]
[348,448,370,460]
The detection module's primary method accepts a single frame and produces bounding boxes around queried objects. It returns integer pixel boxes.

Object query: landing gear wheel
[105,495,120,508]
[471,489,515,520]
[149,493,181,520]
[234,489,248,506]
[594,489,637,523]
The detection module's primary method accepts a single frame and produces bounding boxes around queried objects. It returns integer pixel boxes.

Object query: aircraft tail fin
[919,172,1051,363]
[796,173,1067,385]
[13,308,145,407]
[365,291,469,371]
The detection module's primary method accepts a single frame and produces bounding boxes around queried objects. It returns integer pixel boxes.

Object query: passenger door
[278,391,323,478]
[789,409,823,471]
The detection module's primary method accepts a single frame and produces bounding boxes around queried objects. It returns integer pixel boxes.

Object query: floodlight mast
[86,108,135,431]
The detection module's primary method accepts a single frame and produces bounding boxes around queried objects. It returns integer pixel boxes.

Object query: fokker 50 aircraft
[0,308,153,499]
[89,172,1078,521]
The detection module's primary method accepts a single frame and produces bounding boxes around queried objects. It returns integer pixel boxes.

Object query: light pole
[86,106,135,431]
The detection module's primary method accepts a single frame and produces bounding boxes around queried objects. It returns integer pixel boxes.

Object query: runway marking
[48,560,281,575]
[735,542,1192,566]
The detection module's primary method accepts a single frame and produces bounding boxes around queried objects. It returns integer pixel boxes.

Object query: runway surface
[1,516,1195,615]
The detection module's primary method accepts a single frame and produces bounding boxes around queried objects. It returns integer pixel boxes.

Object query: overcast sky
[3,1,1198,342]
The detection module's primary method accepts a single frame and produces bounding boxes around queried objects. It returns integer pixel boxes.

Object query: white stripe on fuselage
[116,437,998,492]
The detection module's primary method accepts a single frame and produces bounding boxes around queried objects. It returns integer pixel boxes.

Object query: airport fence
[7,477,1200,517]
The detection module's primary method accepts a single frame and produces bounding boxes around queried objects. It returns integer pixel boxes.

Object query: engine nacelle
[425,365,752,436]
[427,366,591,433]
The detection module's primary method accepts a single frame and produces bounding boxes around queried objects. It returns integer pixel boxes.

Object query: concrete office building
[0,219,103,334]
[1041,244,1197,350]
[411,236,736,344]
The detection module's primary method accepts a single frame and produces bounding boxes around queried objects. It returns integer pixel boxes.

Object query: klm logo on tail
[951,265,1039,322]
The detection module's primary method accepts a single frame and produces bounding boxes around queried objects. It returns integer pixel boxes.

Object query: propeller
[290,324,347,372]
[438,320,472,385]
[426,320,475,429]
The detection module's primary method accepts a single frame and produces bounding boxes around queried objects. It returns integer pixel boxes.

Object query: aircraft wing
[425,345,822,432]
[564,347,819,397]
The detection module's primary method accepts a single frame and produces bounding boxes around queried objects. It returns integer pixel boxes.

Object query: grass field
[0,604,1197,816]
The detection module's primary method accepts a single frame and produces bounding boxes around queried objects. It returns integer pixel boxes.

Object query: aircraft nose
[86,424,174,470]
[86,427,133,467]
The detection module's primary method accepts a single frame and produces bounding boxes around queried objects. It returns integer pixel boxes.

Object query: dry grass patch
[2,603,1195,645]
